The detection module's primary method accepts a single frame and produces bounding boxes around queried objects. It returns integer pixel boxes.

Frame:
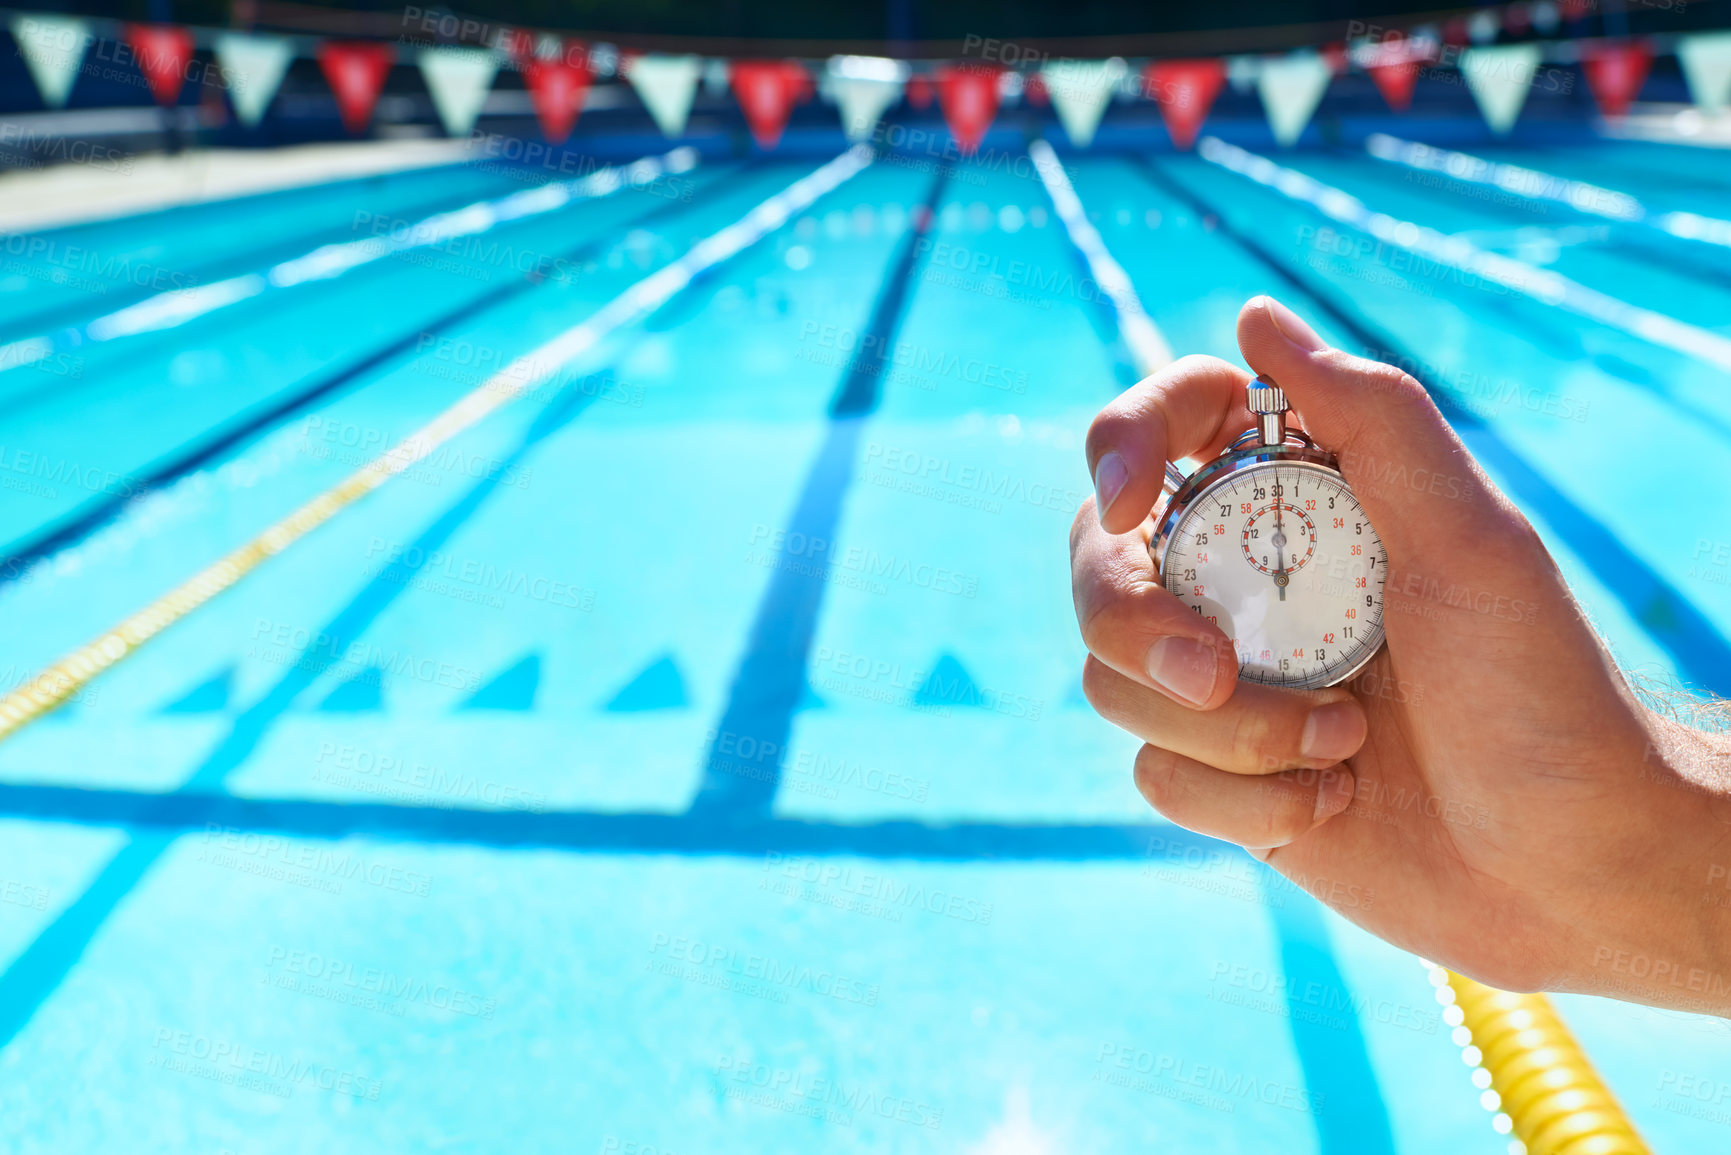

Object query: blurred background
[0,0,1728,1152]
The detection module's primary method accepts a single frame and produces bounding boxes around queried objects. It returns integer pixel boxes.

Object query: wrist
[1575,715,1731,1012]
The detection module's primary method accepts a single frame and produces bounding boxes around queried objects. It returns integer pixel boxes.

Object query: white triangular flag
[627,54,702,138]
[1679,31,1731,114]
[215,33,294,127]
[419,47,498,137]
[1042,58,1126,148]
[1257,51,1332,146]
[11,15,90,108]
[827,56,905,143]
[1461,44,1541,133]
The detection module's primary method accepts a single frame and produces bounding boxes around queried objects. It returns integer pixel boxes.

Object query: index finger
[1086,354,1258,535]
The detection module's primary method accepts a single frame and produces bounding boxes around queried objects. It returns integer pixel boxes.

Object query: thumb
[1235,295,1509,565]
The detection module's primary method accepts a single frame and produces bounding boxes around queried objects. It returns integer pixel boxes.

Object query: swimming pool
[0,128,1726,1152]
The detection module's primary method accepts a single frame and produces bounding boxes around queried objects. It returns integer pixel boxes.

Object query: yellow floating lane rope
[1435,966,1651,1155]
[0,145,875,743]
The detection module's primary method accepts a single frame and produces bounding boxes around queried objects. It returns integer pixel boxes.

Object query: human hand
[1072,295,1731,1010]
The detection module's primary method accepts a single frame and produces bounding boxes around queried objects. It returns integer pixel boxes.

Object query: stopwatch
[1150,375,1387,689]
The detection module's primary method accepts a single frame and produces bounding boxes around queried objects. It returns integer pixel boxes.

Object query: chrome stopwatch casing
[1150,376,1388,690]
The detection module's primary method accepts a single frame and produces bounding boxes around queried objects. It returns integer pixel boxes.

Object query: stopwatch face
[1159,460,1386,689]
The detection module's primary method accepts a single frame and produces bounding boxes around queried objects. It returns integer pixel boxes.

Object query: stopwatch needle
[1271,501,1288,602]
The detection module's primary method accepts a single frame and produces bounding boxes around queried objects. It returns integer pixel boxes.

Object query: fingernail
[1301,701,1365,762]
[1146,636,1219,707]
[1262,296,1326,352]
[1093,451,1129,524]
[1313,768,1356,823]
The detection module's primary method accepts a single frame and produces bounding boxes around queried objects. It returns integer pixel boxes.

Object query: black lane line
[0,782,1227,861]
[0,156,861,1052]
[0,169,547,345]
[1061,154,1395,1155]
[1140,156,1731,698]
[0,166,750,592]
[686,164,950,819]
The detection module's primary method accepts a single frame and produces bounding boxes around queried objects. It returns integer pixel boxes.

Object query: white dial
[1160,461,1386,689]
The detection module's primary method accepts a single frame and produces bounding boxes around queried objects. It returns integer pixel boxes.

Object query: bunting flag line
[1257,50,1332,146]
[1583,41,1653,118]
[419,47,498,138]
[1042,58,1124,148]
[317,41,395,135]
[827,55,904,143]
[215,32,294,127]
[730,59,807,148]
[124,24,193,106]
[1460,43,1542,133]
[938,64,1001,155]
[11,14,90,109]
[626,53,702,138]
[1144,58,1226,150]
[1678,31,1731,114]
[522,48,591,143]
[5,12,1730,158]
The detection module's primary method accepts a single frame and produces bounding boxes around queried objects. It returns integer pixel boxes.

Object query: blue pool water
[0,132,1727,1153]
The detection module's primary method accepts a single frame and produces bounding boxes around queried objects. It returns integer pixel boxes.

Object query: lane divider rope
[0,146,701,374]
[1199,134,1731,373]
[1365,133,1731,249]
[0,145,875,743]
[1029,139,1173,376]
[1430,963,1651,1155]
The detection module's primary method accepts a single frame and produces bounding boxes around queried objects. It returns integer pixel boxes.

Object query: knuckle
[1080,657,1119,716]
[1227,707,1290,772]
[1069,498,1097,552]
[1132,744,1182,810]
[1248,775,1314,846]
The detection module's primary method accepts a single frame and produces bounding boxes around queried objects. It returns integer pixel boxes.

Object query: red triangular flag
[523,47,591,144]
[125,25,194,107]
[1363,36,1424,112]
[730,60,807,149]
[937,65,1000,155]
[1583,42,1653,117]
[317,42,394,135]
[1144,59,1226,150]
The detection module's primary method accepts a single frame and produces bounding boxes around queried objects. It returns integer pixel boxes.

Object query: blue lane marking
[1140,156,1731,697]
[1049,155,1398,1155]
[0,170,743,585]
[687,166,950,818]
[0,376,608,1050]
[1266,877,1397,1155]
[157,666,234,714]
[460,653,541,711]
[0,781,1225,860]
[603,653,690,712]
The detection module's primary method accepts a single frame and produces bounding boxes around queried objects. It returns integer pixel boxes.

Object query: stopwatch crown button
[1247,376,1289,416]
